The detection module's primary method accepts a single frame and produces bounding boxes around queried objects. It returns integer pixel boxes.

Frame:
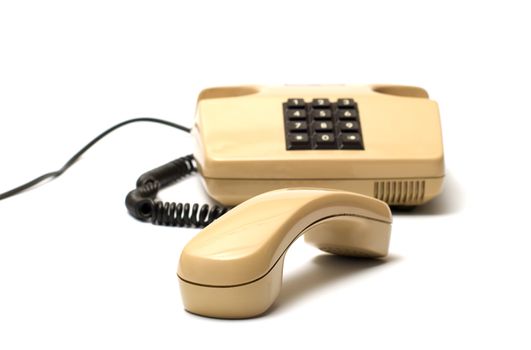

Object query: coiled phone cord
[125,154,228,228]
[0,118,229,228]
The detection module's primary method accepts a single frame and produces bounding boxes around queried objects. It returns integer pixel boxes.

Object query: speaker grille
[374,180,425,205]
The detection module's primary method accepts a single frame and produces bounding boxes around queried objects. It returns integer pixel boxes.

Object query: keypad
[283,98,364,150]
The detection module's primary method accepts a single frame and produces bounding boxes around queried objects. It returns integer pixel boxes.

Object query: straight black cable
[0,118,191,201]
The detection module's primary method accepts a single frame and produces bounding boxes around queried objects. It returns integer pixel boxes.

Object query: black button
[313,121,333,131]
[337,109,358,119]
[311,109,332,119]
[288,121,308,131]
[287,99,305,108]
[315,133,335,144]
[337,98,356,108]
[341,133,361,145]
[286,109,307,119]
[288,133,309,144]
[339,121,359,131]
[312,98,331,108]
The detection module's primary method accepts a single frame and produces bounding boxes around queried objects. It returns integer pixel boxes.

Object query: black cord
[125,155,228,228]
[0,117,229,228]
[0,118,191,201]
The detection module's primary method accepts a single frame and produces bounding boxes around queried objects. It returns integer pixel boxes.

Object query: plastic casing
[192,85,444,206]
[178,188,392,318]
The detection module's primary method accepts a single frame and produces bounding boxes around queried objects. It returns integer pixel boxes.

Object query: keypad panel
[283,98,365,150]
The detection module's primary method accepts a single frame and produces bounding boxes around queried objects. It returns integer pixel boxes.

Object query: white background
[1,1,530,349]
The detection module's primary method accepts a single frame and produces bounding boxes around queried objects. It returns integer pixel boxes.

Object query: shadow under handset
[268,254,399,315]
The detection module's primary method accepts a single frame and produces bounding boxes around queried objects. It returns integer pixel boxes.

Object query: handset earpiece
[177,188,392,319]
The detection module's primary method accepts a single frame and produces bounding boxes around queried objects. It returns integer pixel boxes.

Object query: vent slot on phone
[374,180,426,205]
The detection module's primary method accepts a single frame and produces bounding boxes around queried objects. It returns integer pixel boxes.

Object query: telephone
[0,83,444,319]
[193,84,444,207]
[1,84,444,228]
[123,84,444,228]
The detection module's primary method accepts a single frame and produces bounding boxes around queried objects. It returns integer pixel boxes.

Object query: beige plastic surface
[193,84,445,206]
[177,188,392,319]
[201,177,444,206]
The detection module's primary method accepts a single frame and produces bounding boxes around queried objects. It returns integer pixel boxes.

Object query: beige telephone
[174,85,442,318]
[0,83,443,226]
[194,84,444,207]
[0,84,444,319]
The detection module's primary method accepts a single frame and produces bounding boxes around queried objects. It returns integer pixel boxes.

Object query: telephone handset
[178,188,393,318]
